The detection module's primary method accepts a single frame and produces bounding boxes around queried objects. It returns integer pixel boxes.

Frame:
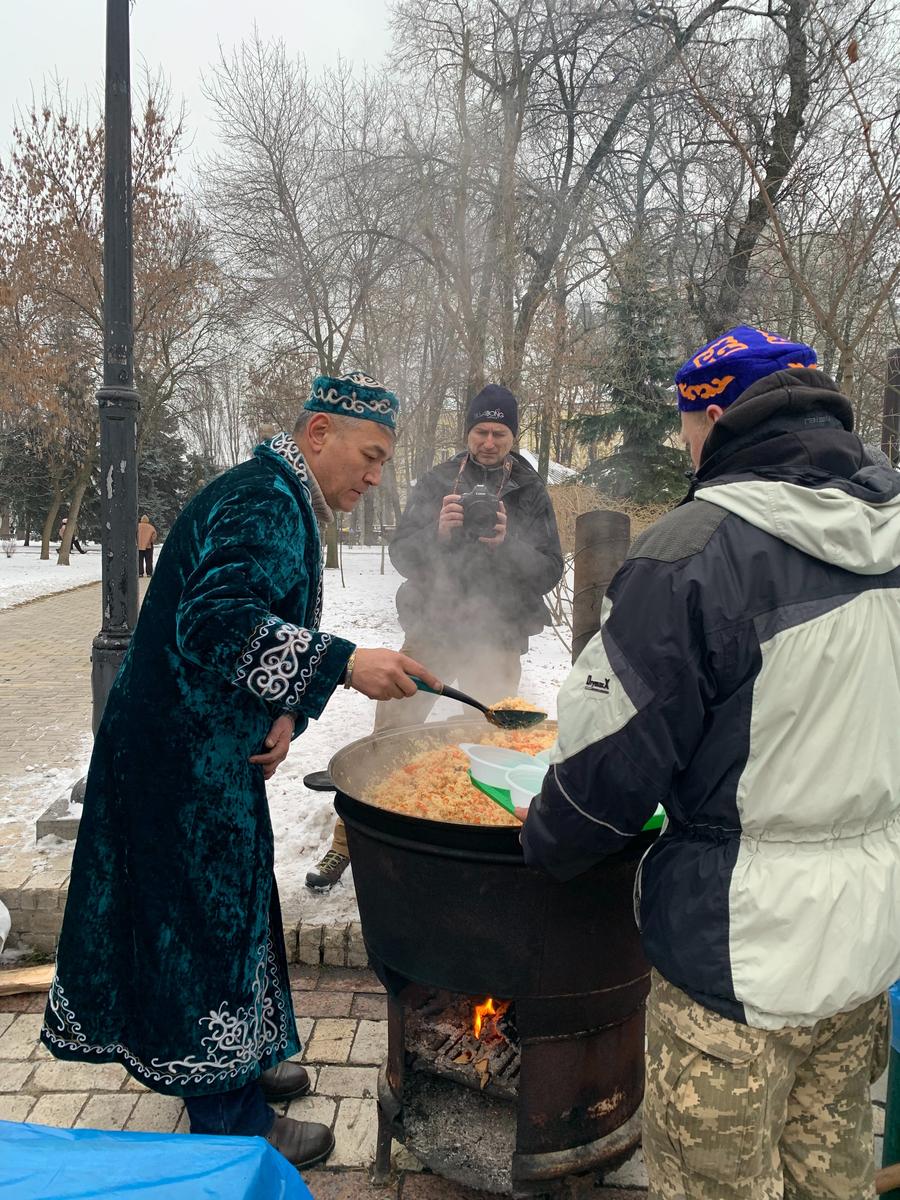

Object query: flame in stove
[473,997,497,1039]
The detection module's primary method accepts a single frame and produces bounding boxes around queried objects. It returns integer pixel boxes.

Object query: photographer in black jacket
[306,384,563,890]
[382,383,563,724]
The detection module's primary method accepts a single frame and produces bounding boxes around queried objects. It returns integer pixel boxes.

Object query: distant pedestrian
[58,518,86,554]
[137,515,157,577]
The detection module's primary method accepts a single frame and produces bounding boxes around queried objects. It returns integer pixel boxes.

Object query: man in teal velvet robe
[41,372,436,1169]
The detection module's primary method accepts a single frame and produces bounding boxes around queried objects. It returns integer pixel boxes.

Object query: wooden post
[881,348,900,466]
[571,510,631,664]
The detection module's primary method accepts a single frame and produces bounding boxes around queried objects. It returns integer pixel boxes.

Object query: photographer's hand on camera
[437,493,464,542]
[479,500,507,548]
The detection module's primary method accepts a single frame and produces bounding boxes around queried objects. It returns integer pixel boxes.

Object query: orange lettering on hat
[786,360,817,368]
[678,375,736,402]
[692,335,748,368]
[755,329,790,345]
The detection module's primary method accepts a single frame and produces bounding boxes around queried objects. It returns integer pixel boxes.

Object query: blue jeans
[185,1080,275,1137]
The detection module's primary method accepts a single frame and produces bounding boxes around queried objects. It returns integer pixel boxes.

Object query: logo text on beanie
[474,409,506,422]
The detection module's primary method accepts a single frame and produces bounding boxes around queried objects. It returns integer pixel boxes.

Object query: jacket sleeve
[389,473,458,579]
[493,486,563,595]
[175,482,354,720]
[521,555,712,880]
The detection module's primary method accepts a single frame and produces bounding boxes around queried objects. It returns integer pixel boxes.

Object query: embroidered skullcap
[676,326,817,412]
[305,371,399,431]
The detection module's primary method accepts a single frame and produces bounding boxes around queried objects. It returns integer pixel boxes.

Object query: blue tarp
[890,980,900,1054]
[0,1120,311,1199]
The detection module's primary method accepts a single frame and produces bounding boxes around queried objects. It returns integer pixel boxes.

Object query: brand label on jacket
[585,674,610,694]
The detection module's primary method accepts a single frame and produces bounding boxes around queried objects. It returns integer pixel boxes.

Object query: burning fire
[473,997,496,1038]
[472,996,510,1039]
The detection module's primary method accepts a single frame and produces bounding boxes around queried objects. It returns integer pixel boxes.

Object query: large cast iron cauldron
[330,717,653,1005]
[331,718,656,1185]
[331,715,657,1185]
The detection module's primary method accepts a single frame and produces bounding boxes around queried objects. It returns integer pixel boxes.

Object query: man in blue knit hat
[674,324,817,467]
[522,327,900,1198]
[43,370,441,1171]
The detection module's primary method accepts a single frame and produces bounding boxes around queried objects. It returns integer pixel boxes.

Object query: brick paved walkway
[0,965,646,1197]
[0,580,150,872]
[0,969,890,1199]
[0,582,115,778]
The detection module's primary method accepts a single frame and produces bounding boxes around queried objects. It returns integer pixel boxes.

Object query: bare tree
[202,32,403,376]
[676,0,899,416]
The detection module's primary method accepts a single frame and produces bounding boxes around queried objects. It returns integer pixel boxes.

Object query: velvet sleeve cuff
[232,617,356,720]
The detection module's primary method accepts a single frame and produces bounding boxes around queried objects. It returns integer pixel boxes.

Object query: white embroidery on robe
[41,937,294,1089]
[267,432,311,495]
[313,572,324,629]
[232,617,331,705]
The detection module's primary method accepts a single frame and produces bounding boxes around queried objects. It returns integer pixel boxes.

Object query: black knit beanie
[466,385,518,438]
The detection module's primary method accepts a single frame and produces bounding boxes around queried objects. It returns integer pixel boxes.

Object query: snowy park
[2,0,899,1192]
[0,543,103,611]
[0,545,573,929]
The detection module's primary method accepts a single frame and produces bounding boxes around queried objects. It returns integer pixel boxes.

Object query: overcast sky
[0,1,394,173]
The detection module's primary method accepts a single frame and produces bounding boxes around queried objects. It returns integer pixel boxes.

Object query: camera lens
[461,486,499,538]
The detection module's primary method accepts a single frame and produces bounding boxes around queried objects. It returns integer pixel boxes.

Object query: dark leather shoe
[265,1114,334,1169]
[259,1061,312,1102]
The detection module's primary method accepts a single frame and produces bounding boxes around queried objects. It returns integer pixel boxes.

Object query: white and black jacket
[522,369,900,1029]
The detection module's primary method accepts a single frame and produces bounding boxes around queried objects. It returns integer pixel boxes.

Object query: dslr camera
[459,484,500,539]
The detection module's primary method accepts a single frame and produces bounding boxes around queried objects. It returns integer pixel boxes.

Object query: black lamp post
[91,0,139,733]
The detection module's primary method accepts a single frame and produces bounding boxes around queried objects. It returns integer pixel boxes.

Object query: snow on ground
[1,736,92,870]
[0,542,103,610]
[3,547,573,927]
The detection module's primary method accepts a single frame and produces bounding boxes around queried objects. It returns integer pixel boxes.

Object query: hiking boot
[266,1114,334,1169]
[305,850,350,892]
[259,1061,311,1102]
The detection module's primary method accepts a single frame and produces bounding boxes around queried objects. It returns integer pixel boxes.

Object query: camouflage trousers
[643,970,890,1200]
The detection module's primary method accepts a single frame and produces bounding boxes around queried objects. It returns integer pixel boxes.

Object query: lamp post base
[91,631,131,735]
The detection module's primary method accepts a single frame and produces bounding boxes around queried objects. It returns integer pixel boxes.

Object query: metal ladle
[409,676,547,730]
